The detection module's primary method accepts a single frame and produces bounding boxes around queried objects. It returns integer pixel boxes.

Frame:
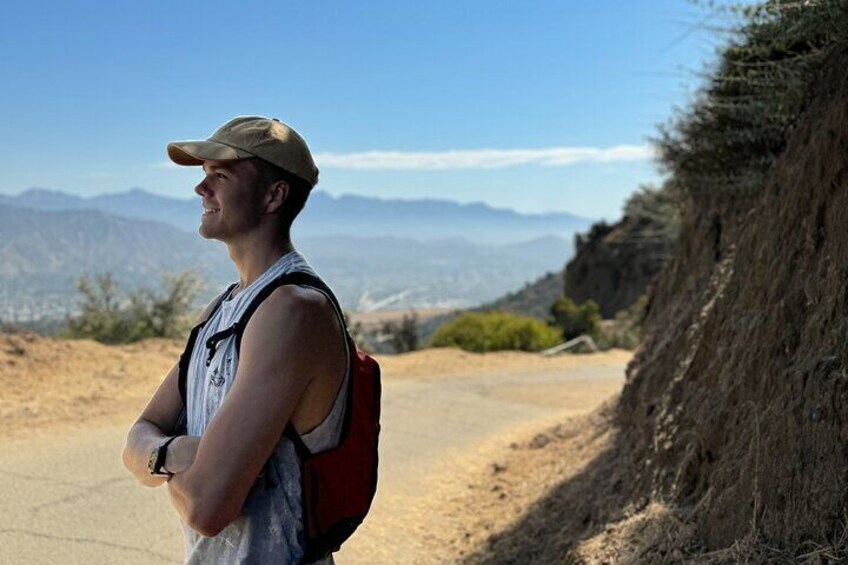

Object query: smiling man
[121,116,350,564]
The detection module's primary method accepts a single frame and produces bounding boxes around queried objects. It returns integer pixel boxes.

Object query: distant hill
[0,203,231,324]
[0,187,593,245]
[476,269,565,320]
[0,203,572,324]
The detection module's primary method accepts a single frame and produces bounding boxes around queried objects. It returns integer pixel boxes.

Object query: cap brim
[167,140,253,166]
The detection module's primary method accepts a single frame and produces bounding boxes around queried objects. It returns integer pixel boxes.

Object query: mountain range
[0,187,591,245]
[0,188,591,323]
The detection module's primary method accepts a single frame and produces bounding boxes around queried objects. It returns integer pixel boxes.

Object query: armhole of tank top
[297,285,351,443]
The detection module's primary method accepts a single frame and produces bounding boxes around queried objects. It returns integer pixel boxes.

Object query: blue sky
[1,1,737,220]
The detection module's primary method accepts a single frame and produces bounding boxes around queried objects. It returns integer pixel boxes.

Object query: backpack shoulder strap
[227,271,350,457]
[231,271,349,353]
[177,282,238,406]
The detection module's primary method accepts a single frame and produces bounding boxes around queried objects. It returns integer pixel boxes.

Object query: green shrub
[550,297,601,341]
[430,311,561,353]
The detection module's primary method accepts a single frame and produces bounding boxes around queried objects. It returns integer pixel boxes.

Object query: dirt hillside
[619,47,848,551]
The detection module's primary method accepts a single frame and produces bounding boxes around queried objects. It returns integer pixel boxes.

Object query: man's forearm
[166,465,200,527]
[122,420,200,488]
[123,419,173,487]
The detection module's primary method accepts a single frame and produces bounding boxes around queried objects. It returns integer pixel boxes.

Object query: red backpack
[177,271,381,563]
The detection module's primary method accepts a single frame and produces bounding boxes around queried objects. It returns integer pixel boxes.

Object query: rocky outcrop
[565,197,677,319]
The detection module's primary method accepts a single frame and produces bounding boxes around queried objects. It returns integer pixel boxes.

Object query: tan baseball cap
[167,116,319,187]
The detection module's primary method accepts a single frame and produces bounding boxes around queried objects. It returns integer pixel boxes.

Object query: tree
[550,297,601,341]
[124,270,205,340]
[381,312,420,354]
[61,269,204,344]
[344,310,374,354]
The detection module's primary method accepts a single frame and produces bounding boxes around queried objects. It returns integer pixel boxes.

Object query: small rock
[491,462,507,474]
[528,433,551,449]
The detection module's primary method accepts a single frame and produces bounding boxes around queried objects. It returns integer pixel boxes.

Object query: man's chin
[197,226,222,241]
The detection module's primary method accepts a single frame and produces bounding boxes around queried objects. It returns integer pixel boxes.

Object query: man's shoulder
[249,283,340,339]
[264,283,335,314]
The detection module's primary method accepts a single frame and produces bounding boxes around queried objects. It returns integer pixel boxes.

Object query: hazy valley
[0,188,591,325]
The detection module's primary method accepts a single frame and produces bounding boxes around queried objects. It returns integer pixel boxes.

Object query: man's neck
[227,238,295,297]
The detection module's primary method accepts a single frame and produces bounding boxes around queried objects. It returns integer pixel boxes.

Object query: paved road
[0,365,625,564]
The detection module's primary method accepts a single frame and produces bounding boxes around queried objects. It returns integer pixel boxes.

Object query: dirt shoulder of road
[421,398,699,564]
[377,347,632,381]
[0,331,631,442]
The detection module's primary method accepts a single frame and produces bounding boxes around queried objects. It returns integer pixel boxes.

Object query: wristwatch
[148,436,179,477]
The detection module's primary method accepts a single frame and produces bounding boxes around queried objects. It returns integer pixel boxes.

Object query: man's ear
[265,180,290,215]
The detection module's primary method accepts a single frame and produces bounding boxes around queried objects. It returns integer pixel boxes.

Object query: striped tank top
[182,250,348,564]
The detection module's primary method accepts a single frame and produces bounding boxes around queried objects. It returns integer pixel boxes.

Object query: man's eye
[215,173,227,180]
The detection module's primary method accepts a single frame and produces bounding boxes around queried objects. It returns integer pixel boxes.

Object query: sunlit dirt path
[0,352,628,564]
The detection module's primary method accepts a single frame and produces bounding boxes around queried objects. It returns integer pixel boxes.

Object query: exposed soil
[428,399,847,564]
[617,48,848,553]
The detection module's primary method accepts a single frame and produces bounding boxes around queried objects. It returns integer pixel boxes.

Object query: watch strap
[151,435,179,476]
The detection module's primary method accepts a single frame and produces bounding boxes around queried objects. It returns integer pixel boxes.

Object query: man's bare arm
[122,290,227,487]
[165,286,341,537]
[121,361,195,487]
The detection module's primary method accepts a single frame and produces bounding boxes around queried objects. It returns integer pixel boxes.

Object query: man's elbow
[186,505,237,538]
[187,513,227,538]
[183,486,240,537]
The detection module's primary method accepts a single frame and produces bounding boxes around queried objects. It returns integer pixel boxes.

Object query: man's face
[194,159,265,242]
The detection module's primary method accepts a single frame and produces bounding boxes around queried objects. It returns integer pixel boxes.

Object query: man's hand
[122,360,185,488]
[165,436,201,475]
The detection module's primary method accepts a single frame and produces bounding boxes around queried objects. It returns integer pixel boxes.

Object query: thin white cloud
[315,144,654,171]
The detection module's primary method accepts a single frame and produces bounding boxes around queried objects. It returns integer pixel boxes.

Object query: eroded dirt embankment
[620,49,848,550]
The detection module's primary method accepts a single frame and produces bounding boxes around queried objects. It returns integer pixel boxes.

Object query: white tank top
[181,250,348,564]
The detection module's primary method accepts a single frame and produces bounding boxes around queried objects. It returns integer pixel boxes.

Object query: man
[122,116,348,564]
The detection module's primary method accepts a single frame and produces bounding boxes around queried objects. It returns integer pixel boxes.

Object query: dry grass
[419,396,848,564]
[0,332,184,440]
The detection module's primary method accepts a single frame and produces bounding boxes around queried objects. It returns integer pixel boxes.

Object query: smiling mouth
[203,208,221,215]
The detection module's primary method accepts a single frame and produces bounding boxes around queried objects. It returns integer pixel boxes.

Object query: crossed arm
[121,286,343,537]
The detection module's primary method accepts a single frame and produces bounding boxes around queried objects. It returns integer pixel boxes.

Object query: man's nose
[194,177,211,197]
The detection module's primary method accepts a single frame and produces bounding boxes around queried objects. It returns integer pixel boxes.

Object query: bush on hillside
[656,1,848,198]
[597,294,648,350]
[430,311,561,353]
[344,311,375,354]
[381,312,420,354]
[623,184,681,241]
[550,297,601,341]
[60,270,203,344]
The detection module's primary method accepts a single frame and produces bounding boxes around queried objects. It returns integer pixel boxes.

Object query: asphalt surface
[0,365,625,564]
